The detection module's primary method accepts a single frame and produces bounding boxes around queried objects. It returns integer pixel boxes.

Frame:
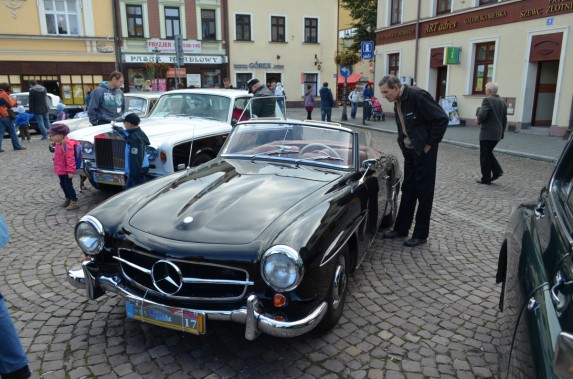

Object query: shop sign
[187,74,202,88]
[147,39,201,53]
[444,47,461,65]
[124,54,224,65]
[167,68,186,78]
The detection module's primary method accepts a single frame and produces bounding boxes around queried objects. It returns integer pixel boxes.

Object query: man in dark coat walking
[28,79,50,140]
[476,82,507,184]
[319,82,334,122]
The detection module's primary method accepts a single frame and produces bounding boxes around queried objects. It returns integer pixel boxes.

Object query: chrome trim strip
[548,193,573,249]
[182,277,254,285]
[67,261,327,340]
[113,256,151,274]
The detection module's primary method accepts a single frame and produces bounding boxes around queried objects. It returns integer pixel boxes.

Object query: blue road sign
[340,65,353,78]
[361,41,374,60]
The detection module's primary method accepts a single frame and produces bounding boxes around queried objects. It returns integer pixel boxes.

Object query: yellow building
[0,0,117,105]
[374,0,573,136]
[226,0,338,104]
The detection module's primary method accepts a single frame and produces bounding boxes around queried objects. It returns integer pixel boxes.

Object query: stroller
[370,97,385,121]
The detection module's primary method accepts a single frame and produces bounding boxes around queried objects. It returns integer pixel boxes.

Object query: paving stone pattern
[0,129,555,378]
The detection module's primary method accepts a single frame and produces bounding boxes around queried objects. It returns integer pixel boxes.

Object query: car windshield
[149,93,231,122]
[222,122,355,169]
[12,94,29,106]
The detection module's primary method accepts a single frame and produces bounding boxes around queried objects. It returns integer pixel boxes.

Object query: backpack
[63,140,83,170]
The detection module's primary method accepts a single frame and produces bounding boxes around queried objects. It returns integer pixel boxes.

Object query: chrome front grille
[95,138,125,170]
[116,248,252,301]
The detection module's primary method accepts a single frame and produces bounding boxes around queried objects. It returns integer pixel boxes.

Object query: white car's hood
[68,116,231,145]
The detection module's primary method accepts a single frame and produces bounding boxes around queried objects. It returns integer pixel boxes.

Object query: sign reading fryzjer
[124,55,225,65]
[147,39,201,53]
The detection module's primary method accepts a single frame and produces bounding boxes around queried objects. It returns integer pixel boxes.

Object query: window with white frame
[235,14,251,41]
[472,42,495,94]
[236,73,253,91]
[126,4,144,37]
[388,53,400,76]
[303,73,318,96]
[44,0,80,35]
[165,6,181,38]
[390,0,401,25]
[271,16,286,42]
[304,18,318,43]
[436,0,451,15]
[202,9,217,40]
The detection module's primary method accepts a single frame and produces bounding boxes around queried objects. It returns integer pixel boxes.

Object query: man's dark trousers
[479,140,502,182]
[393,145,438,240]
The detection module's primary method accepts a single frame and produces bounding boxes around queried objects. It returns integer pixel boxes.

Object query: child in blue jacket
[14,106,34,143]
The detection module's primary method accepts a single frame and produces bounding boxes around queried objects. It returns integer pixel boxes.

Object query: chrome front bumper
[68,259,327,340]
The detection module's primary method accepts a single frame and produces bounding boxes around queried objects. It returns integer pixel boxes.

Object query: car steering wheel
[298,143,341,159]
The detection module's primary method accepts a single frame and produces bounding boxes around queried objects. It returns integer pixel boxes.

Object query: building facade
[375,0,573,136]
[117,0,230,91]
[226,0,338,105]
[0,0,117,106]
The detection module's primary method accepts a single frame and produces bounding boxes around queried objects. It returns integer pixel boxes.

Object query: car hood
[128,160,340,244]
[68,116,230,143]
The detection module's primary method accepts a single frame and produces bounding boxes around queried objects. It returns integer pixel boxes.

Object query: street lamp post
[152,47,161,91]
[342,77,348,121]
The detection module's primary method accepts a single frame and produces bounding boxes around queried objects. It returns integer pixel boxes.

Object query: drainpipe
[112,0,122,72]
[413,0,421,84]
[224,0,231,81]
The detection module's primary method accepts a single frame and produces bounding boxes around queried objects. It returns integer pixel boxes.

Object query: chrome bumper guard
[67,260,327,340]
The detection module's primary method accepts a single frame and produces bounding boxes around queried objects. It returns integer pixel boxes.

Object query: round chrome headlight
[75,215,104,255]
[81,141,93,155]
[261,245,304,292]
[146,146,158,161]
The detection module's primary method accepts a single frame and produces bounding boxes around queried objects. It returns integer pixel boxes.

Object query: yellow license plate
[126,298,205,335]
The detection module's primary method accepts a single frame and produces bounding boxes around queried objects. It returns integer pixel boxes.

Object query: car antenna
[186,124,196,169]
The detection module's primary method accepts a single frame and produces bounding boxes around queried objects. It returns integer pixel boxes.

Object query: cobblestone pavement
[0,132,555,379]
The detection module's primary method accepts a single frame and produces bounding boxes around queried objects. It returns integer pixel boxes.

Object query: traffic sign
[340,65,353,78]
[361,41,374,60]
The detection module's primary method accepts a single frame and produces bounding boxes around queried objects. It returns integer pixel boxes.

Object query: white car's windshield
[222,122,355,169]
[150,93,231,122]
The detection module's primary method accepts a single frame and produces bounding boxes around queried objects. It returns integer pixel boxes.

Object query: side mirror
[361,159,377,170]
[554,332,573,378]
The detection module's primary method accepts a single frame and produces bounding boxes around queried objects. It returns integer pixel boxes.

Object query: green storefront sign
[444,47,461,65]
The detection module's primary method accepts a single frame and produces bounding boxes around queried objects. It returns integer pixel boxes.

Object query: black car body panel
[497,136,573,378]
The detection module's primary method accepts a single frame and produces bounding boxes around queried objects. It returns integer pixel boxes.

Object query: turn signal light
[160,151,167,163]
[274,315,285,321]
[273,294,287,307]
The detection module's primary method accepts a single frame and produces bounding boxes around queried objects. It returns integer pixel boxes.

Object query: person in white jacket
[349,88,360,119]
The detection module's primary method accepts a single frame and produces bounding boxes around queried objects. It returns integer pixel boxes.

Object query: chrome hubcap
[331,258,347,309]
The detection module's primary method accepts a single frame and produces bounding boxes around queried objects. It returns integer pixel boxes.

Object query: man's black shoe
[476,179,491,185]
[491,173,503,182]
[383,230,406,239]
[404,238,427,247]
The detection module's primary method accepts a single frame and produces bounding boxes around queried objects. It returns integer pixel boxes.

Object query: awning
[337,73,373,85]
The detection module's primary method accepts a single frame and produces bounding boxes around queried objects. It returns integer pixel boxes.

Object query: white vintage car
[58,92,162,133]
[68,89,253,191]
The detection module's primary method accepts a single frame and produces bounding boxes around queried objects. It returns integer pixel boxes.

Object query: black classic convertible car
[67,116,402,339]
[496,135,573,378]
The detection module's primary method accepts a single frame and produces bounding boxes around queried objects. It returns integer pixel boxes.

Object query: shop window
[271,16,286,42]
[127,4,144,38]
[202,69,221,88]
[44,0,79,35]
[303,74,318,96]
[235,14,251,41]
[236,73,252,91]
[472,42,495,94]
[436,0,451,15]
[390,0,401,25]
[202,9,217,40]
[388,53,400,76]
[304,18,318,44]
[165,7,181,38]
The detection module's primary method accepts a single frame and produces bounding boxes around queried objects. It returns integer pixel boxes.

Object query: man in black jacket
[476,82,507,184]
[28,79,50,140]
[247,78,276,118]
[379,75,448,247]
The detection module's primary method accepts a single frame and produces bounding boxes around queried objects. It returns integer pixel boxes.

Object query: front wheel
[317,245,349,331]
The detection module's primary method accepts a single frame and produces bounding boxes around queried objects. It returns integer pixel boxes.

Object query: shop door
[435,66,447,102]
[532,61,558,126]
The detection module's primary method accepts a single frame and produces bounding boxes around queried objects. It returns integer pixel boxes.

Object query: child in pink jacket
[49,123,79,210]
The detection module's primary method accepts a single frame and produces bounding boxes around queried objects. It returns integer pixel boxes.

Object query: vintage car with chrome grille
[496,135,573,378]
[57,92,162,133]
[67,116,402,339]
[66,89,252,190]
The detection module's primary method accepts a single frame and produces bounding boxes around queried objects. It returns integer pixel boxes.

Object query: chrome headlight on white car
[81,141,94,155]
[75,215,104,255]
[261,245,304,292]
[146,146,158,161]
